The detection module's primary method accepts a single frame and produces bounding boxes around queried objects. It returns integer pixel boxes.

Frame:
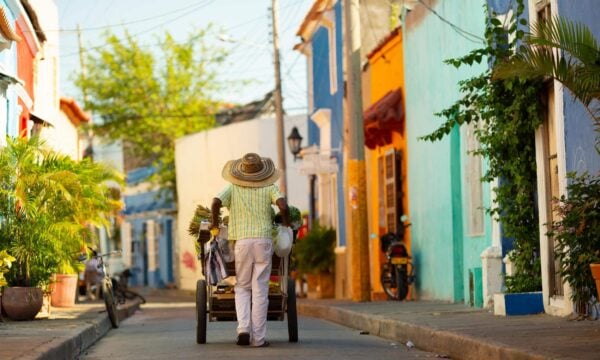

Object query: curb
[297,302,547,360]
[35,300,142,360]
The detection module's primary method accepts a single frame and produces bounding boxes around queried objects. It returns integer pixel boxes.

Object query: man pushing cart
[195,153,298,347]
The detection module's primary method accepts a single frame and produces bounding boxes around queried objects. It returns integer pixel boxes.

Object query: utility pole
[271,0,287,195]
[343,0,370,302]
[77,24,95,163]
[77,24,87,104]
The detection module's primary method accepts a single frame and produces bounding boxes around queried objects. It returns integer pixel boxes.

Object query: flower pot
[49,274,78,307]
[1,287,43,320]
[493,292,544,316]
[590,263,600,301]
[306,272,334,299]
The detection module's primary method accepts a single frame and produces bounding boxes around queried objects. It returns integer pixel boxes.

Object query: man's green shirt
[217,183,283,240]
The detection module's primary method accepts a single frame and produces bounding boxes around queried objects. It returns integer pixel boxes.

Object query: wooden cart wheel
[196,279,207,344]
[286,276,298,342]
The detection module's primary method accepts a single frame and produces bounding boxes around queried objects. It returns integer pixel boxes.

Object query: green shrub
[551,172,600,314]
[294,222,335,274]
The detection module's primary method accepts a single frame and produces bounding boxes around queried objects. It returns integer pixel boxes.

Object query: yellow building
[361,27,410,301]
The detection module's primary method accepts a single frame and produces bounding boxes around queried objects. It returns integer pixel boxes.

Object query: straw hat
[222,153,281,188]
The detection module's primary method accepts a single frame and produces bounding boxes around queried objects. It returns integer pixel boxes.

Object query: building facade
[295,0,348,298]
[361,27,410,300]
[402,0,494,305]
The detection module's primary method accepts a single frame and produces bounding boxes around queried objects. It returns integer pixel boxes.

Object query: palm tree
[494,16,600,125]
[0,136,123,287]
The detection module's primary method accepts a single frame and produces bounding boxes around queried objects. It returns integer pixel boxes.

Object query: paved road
[82,301,442,359]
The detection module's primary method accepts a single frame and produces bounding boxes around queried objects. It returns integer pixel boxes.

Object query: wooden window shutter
[384,150,396,233]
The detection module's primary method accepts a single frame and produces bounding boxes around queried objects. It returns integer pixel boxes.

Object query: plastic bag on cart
[216,237,234,263]
[215,226,234,263]
[274,225,293,257]
[206,239,228,286]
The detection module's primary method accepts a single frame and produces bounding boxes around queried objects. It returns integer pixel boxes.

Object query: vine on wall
[420,0,543,292]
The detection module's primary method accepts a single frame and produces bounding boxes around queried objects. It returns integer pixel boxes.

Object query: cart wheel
[196,279,207,344]
[286,276,298,342]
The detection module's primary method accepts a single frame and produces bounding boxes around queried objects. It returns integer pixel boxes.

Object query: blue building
[295,0,347,298]
[122,166,176,288]
[521,0,600,316]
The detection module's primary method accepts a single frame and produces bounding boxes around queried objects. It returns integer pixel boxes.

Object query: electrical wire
[43,1,214,33]
[61,0,218,58]
[415,0,484,44]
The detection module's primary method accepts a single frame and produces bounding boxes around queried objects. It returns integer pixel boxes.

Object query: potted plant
[293,221,335,299]
[0,136,122,319]
[551,172,600,317]
[0,250,16,321]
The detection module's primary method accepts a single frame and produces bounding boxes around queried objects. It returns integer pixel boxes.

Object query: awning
[363,89,404,149]
[0,70,23,86]
[30,111,55,127]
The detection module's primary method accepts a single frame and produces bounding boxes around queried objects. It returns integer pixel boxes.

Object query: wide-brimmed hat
[222,153,281,187]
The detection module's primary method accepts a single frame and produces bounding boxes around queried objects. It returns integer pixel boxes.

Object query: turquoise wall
[403,0,492,303]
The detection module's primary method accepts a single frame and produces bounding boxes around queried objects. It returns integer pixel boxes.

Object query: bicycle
[94,250,122,328]
[112,268,146,305]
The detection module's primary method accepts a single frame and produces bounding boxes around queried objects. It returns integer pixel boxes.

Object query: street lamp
[287,126,303,161]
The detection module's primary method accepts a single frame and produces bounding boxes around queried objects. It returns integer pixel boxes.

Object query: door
[541,84,564,297]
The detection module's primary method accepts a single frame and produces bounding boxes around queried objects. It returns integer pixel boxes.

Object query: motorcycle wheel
[380,264,398,300]
[396,266,409,301]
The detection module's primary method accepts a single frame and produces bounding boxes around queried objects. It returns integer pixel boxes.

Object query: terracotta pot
[1,287,43,321]
[306,272,334,299]
[590,263,600,301]
[49,274,78,307]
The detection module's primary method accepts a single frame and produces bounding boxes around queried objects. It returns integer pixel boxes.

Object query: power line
[416,0,484,44]
[62,0,218,58]
[49,1,214,33]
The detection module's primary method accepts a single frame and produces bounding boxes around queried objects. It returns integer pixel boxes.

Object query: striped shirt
[217,183,283,241]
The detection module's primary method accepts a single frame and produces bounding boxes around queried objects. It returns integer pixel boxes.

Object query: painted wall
[0,1,19,144]
[174,114,309,291]
[15,19,35,133]
[29,0,59,124]
[362,30,409,299]
[42,108,80,159]
[307,1,347,248]
[403,0,491,303]
[122,166,176,288]
[557,0,600,175]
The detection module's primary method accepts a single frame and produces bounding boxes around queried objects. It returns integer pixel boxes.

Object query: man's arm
[210,197,222,229]
[276,198,291,227]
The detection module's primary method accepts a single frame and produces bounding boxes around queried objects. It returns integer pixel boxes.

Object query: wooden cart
[195,226,298,344]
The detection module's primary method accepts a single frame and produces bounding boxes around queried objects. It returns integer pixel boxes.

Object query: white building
[174,114,309,290]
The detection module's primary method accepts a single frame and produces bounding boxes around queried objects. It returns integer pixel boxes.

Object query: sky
[55,0,313,115]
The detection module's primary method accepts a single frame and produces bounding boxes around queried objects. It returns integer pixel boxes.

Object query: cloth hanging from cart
[206,239,228,285]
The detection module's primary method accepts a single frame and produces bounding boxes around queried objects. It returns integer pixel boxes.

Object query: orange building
[361,27,410,301]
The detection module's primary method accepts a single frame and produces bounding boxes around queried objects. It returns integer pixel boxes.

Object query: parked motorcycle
[380,216,414,301]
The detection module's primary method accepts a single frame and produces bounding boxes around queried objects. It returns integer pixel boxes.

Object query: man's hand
[210,197,222,231]
[276,198,291,227]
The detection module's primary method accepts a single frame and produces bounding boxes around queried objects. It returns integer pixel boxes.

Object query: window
[465,123,484,235]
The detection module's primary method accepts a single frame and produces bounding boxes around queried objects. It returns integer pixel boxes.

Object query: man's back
[218,183,281,241]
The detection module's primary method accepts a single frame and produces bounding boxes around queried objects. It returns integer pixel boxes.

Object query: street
[81,301,440,359]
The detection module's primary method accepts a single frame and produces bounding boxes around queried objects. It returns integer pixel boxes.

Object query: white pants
[234,237,272,346]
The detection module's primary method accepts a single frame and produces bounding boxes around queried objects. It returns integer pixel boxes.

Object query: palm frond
[529,16,600,67]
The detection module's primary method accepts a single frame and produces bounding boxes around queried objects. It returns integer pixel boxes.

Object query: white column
[481,246,503,309]
[121,222,132,268]
[147,219,157,272]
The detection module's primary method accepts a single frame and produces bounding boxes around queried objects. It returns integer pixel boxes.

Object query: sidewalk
[3,290,598,359]
[0,298,141,360]
[298,299,600,360]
